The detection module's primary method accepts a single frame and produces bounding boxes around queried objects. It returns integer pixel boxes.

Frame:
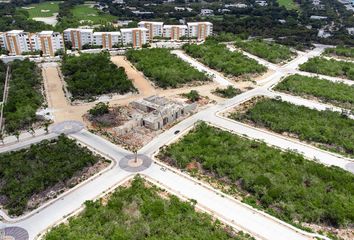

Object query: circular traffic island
[0,227,29,240]
[119,154,152,172]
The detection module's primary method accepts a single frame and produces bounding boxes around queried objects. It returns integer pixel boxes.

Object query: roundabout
[0,227,29,240]
[50,120,85,135]
[119,154,152,172]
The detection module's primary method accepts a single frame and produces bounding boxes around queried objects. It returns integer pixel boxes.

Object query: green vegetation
[0,135,103,216]
[276,0,299,10]
[299,57,354,80]
[275,74,354,110]
[183,41,266,77]
[4,59,43,133]
[61,52,135,100]
[71,4,116,25]
[20,1,59,18]
[45,176,254,240]
[159,122,354,227]
[88,102,109,117]
[213,86,242,98]
[126,48,208,88]
[0,61,6,100]
[230,98,354,156]
[324,46,354,59]
[182,90,201,102]
[234,39,295,64]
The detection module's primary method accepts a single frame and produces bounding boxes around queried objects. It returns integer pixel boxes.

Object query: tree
[88,102,109,117]
[183,90,201,102]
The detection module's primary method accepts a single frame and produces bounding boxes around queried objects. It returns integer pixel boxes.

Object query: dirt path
[111,56,157,96]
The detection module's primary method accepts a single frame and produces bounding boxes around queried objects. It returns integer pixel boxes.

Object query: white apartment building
[93,32,121,48]
[138,21,163,39]
[0,30,31,55]
[121,28,149,48]
[162,25,188,40]
[30,31,64,56]
[63,28,94,49]
[187,22,213,40]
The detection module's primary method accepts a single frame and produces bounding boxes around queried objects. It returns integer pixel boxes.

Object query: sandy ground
[33,14,58,26]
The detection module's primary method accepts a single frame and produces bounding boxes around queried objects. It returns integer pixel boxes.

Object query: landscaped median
[274,74,354,110]
[157,122,354,237]
[182,40,267,80]
[229,97,354,157]
[0,135,110,216]
[43,175,254,240]
[126,48,209,88]
[299,57,354,80]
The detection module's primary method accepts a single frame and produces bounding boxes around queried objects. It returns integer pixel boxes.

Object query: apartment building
[30,31,64,56]
[93,32,121,48]
[138,21,163,39]
[63,28,94,49]
[121,28,149,48]
[187,22,213,40]
[0,30,31,55]
[162,25,188,40]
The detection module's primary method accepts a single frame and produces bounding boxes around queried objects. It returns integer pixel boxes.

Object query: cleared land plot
[4,59,43,133]
[44,176,254,240]
[0,60,6,100]
[158,122,354,228]
[229,98,354,157]
[299,57,354,80]
[234,39,296,64]
[126,48,209,88]
[61,52,136,100]
[276,0,299,10]
[0,135,107,216]
[71,4,116,24]
[275,74,354,110]
[183,41,267,79]
[21,2,59,18]
[324,46,354,60]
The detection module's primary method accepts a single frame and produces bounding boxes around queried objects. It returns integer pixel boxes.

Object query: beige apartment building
[93,32,122,48]
[162,25,188,40]
[187,22,213,40]
[63,28,94,49]
[137,21,163,39]
[120,28,149,48]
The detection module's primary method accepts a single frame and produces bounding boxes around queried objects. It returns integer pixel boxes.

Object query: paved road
[1,45,350,240]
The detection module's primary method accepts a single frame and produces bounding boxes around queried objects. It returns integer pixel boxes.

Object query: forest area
[158,122,354,229]
[299,57,354,80]
[3,59,43,134]
[275,74,354,110]
[230,98,354,157]
[44,176,254,240]
[183,41,266,78]
[234,39,296,64]
[61,52,135,100]
[126,48,208,88]
[0,135,103,216]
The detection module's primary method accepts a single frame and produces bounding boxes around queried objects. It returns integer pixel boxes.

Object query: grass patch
[21,1,60,18]
[183,40,267,78]
[158,122,354,228]
[324,46,354,60]
[0,135,102,216]
[71,4,116,24]
[299,57,354,80]
[229,98,354,157]
[4,59,43,133]
[62,52,135,100]
[276,0,299,10]
[234,39,296,64]
[275,74,354,110]
[126,48,208,88]
[44,176,254,240]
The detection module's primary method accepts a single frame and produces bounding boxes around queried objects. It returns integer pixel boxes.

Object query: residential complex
[0,21,212,55]
[0,30,64,56]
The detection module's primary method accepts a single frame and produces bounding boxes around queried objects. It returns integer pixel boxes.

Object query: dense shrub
[183,41,266,77]
[159,123,354,227]
[275,74,354,110]
[45,176,254,240]
[126,48,208,88]
[299,57,354,80]
[230,98,354,156]
[88,102,109,117]
[234,39,295,63]
[62,52,135,100]
[0,135,101,215]
[3,59,43,133]
[213,86,242,98]
[324,46,354,59]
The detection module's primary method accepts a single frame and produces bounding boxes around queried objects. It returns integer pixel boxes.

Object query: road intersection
[1,44,353,240]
